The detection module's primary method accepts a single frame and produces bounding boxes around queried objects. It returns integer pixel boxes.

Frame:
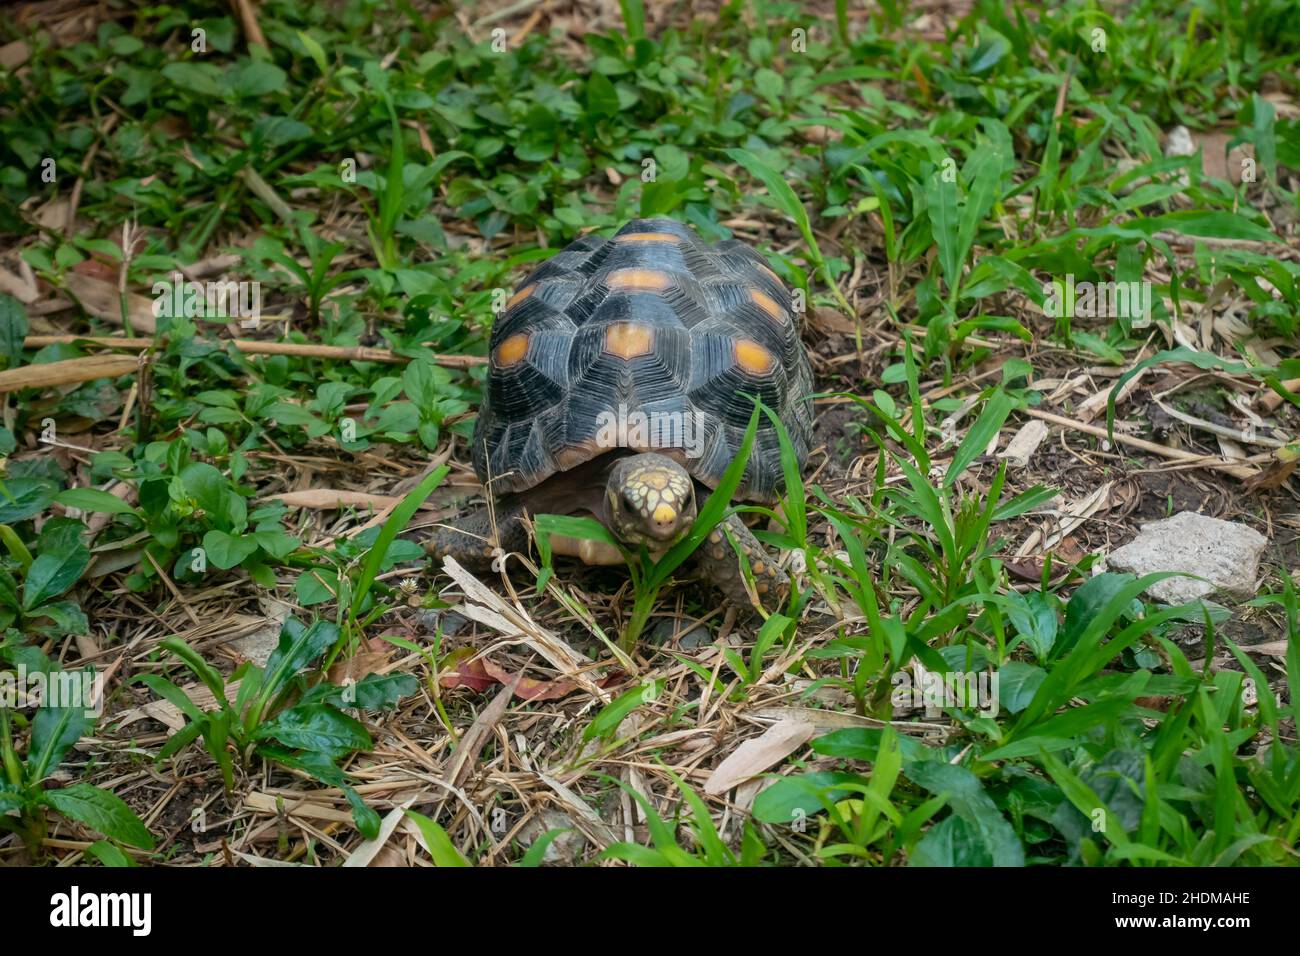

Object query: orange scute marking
[734,339,774,375]
[606,269,671,292]
[507,284,536,308]
[614,232,680,244]
[494,333,530,367]
[604,323,656,359]
[749,288,787,323]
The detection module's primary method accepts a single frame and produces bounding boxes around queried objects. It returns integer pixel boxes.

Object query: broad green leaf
[810,728,931,764]
[42,783,155,849]
[22,542,90,610]
[55,488,140,515]
[202,529,259,569]
[997,661,1047,714]
[910,814,994,866]
[1055,572,1136,661]
[0,292,28,369]
[0,477,58,523]
[260,617,340,707]
[1004,589,1058,659]
[585,73,620,117]
[181,463,233,527]
[750,771,864,824]
[295,567,341,605]
[301,673,418,710]
[28,701,92,781]
[85,840,138,867]
[903,762,1024,866]
[253,703,371,758]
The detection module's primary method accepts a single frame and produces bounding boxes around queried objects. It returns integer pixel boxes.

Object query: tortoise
[426,217,814,611]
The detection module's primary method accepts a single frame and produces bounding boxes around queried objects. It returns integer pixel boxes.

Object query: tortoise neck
[510,452,627,515]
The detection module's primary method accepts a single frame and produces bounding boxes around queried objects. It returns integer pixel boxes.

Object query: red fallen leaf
[440,652,581,701]
[72,257,118,282]
[1005,560,1044,583]
[1053,537,1088,565]
[1005,558,1076,585]
[439,647,498,693]
[1242,456,1297,493]
[1134,696,1173,712]
[485,661,579,701]
[438,649,624,701]
[155,115,192,140]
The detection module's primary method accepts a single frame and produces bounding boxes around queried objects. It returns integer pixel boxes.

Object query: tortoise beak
[647,502,683,540]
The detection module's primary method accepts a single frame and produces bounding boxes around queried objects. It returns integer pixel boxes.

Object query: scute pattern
[473,218,814,502]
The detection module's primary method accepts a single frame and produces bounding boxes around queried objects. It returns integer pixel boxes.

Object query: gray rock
[519,810,589,864]
[1105,511,1267,605]
[648,617,712,649]
[416,609,469,637]
[231,598,292,666]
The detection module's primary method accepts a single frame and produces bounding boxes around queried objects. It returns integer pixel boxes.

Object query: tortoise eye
[621,492,637,512]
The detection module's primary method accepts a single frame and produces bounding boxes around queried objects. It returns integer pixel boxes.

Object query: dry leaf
[343,796,418,868]
[0,40,30,69]
[704,719,816,795]
[998,420,1049,468]
[62,272,157,334]
[267,489,404,510]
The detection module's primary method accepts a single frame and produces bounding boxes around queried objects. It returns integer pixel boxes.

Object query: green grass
[0,0,1296,866]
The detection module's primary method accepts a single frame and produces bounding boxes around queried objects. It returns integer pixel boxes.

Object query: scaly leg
[424,502,529,570]
[692,513,789,613]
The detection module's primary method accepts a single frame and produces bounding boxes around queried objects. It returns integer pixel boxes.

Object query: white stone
[1104,511,1268,605]
[1165,125,1196,158]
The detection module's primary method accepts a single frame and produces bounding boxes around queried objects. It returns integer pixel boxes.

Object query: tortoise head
[604,453,697,548]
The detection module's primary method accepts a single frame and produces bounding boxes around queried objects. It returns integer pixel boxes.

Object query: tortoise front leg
[424,503,529,570]
[693,513,789,613]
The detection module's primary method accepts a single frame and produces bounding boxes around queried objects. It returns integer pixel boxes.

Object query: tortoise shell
[472,218,814,503]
